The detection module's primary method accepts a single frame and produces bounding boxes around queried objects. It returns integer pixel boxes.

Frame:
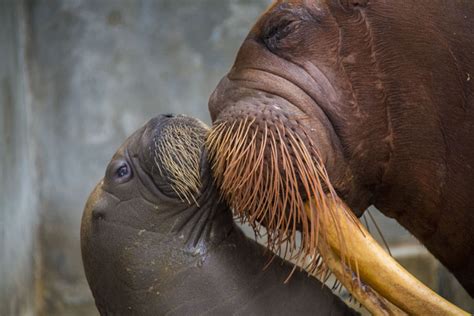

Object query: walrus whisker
[367,209,392,257]
[285,134,324,267]
[262,250,279,271]
[206,118,354,279]
[283,262,300,284]
[231,124,265,190]
[239,137,266,213]
[227,119,253,159]
[152,123,206,205]
[277,127,300,256]
[242,144,264,212]
[217,120,237,160]
[205,123,223,157]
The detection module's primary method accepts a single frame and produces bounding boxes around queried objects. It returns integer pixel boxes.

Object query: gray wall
[0,2,39,315]
[0,0,472,315]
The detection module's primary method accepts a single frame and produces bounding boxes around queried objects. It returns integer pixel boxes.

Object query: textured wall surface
[0,3,39,315]
[0,0,472,315]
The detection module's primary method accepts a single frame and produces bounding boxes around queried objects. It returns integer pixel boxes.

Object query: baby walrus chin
[80,114,357,316]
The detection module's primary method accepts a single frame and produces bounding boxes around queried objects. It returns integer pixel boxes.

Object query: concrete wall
[0,2,39,315]
[0,0,472,315]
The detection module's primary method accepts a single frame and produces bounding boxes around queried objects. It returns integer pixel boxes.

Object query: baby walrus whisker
[81,114,357,315]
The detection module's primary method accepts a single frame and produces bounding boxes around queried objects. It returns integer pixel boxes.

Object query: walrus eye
[261,6,318,53]
[263,18,296,51]
[110,160,132,183]
[116,164,129,178]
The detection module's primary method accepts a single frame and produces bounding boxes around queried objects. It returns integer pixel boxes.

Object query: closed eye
[261,5,320,54]
[262,15,298,52]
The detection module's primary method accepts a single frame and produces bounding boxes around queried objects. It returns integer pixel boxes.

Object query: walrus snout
[82,181,106,222]
[138,114,209,203]
[138,113,181,149]
[206,60,365,266]
[89,189,115,221]
[82,180,123,226]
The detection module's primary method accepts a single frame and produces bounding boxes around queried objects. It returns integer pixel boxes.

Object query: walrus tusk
[306,198,469,316]
[318,238,405,316]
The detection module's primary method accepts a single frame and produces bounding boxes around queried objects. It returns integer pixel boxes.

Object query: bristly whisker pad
[206,117,354,277]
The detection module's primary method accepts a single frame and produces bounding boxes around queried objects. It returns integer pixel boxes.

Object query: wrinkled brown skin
[81,115,357,315]
[209,0,474,296]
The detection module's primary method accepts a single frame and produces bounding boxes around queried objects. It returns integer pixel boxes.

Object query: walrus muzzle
[207,112,468,316]
[207,114,468,316]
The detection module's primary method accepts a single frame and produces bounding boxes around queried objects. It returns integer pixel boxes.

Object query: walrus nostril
[92,209,106,220]
[162,113,174,118]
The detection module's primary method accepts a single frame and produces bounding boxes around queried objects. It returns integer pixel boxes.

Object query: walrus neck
[170,150,234,254]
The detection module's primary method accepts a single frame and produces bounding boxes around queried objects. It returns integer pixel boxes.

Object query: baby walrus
[81,114,356,315]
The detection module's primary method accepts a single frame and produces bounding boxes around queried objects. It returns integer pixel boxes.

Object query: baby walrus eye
[116,164,129,178]
[106,160,133,184]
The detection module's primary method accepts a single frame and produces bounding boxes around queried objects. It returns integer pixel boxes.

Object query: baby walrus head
[80,114,232,314]
[80,114,357,316]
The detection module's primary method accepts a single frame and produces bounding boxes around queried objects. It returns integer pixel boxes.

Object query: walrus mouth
[206,118,468,315]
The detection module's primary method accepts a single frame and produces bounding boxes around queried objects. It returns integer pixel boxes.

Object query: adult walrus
[80,114,357,315]
[206,0,474,314]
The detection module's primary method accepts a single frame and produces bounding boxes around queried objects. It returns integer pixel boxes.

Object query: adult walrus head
[206,0,474,314]
[80,114,358,315]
